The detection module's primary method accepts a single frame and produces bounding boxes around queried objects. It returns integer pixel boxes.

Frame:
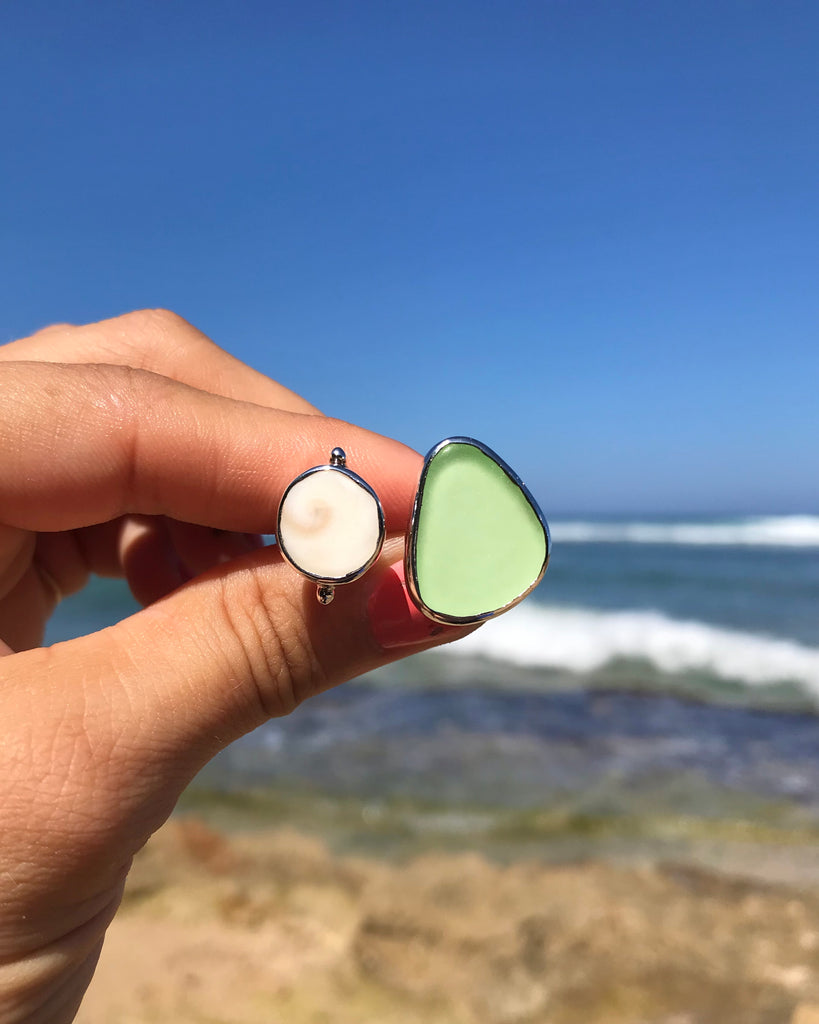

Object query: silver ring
[277,448,385,605]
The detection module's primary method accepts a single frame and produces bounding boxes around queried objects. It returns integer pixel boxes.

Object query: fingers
[118,516,188,605]
[117,517,265,605]
[1,308,321,414]
[0,563,55,651]
[0,361,419,535]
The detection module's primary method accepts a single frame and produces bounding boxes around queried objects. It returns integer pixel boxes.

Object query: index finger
[0,362,421,534]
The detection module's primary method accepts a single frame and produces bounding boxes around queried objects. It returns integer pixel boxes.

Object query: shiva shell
[277,466,385,584]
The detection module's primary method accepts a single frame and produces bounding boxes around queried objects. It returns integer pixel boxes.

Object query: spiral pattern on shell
[284,492,333,535]
[278,467,383,581]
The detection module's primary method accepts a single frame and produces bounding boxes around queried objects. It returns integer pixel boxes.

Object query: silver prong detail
[329,447,346,467]
[317,584,336,605]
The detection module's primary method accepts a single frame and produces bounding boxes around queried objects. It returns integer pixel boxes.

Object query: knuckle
[0,322,76,354]
[81,363,156,421]
[114,309,194,363]
[75,364,173,508]
[115,308,217,372]
[29,320,77,337]
[121,307,191,335]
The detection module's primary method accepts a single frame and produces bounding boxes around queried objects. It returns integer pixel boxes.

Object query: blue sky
[1,1,817,513]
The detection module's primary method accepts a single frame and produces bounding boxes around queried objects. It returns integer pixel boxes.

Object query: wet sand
[78,816,819,1024]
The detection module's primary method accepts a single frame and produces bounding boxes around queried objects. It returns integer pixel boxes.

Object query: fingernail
[368,561,447,649]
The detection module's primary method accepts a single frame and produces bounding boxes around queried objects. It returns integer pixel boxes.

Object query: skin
[0,310,468,1023]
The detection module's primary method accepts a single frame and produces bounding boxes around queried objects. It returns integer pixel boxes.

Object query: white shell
[278,469,382,581]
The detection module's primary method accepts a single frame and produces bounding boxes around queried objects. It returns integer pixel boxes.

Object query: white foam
[452,603,819,694]
[551,515,819,548]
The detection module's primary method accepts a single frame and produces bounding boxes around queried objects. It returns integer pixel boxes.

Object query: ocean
[45,515,819,862]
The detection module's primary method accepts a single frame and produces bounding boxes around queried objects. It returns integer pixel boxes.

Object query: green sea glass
[408,438,549,622]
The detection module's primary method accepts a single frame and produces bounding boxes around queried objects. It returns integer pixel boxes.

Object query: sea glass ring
[277,448,386,605]
[406,437,550,624]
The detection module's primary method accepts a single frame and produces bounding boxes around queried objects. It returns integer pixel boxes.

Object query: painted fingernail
[368,561,447,649]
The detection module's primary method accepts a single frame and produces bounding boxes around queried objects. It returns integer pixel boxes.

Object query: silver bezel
[277,463,386,585]
[405,437,551,625]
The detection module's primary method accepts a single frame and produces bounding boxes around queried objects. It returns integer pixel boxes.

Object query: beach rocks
[86,819,819,1024]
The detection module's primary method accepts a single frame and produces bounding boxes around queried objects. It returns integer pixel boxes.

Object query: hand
[0,310,465,1023]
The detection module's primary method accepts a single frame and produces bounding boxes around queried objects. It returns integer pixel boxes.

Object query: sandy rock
[78,819,819,1024]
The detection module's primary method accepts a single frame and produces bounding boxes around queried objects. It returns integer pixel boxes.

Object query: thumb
[88,534,456,765]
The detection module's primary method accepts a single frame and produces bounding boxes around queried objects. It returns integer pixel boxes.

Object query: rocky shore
[78,816,819,1024]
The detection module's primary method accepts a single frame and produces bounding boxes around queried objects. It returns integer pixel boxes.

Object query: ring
[405,437,550,624]
[277,447,385,605]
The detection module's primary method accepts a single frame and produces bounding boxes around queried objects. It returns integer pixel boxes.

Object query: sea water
[44,515,819,853]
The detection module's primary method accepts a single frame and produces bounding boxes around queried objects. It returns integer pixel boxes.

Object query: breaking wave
[550,515,819,548]
[450,602,819,698]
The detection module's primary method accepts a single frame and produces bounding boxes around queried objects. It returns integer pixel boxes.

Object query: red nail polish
[368,561,446,649]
